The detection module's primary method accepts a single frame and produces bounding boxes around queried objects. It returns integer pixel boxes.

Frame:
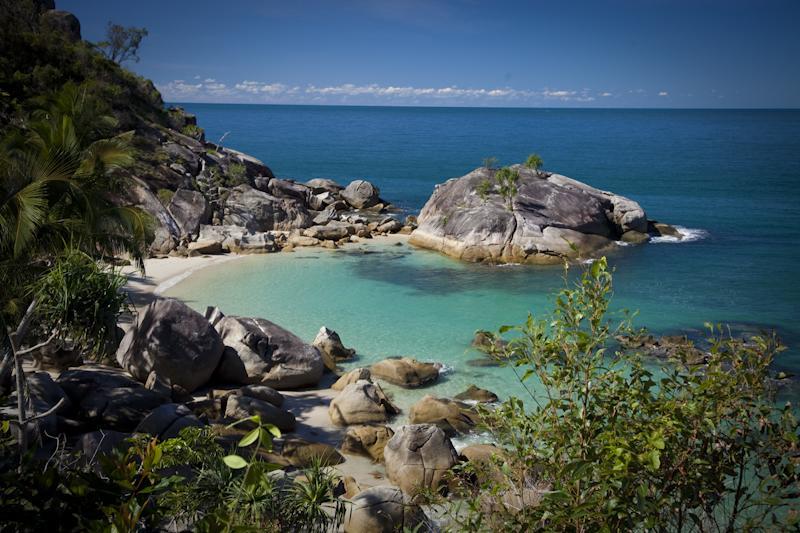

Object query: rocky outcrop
[58,366,167,431]
[40,10,81,42]
[370,357,439,388]
[197,225,277,254]
[116,298,224,393]
[383,424,459,494]
[341,180,381,209]
[168,189,210,237]
[409,165,663,264]
[214,316,324,389]
[408,395,480,436]
[344,486,429,533]
[222,185,312,232]
[341,425,394,462]
[328,380,399,426]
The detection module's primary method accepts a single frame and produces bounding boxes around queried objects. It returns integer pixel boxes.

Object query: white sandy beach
[121,248,392,489]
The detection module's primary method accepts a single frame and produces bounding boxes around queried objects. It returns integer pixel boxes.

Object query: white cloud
[600,92,612,97]
[658,91,669,96]
[158,80,607,105]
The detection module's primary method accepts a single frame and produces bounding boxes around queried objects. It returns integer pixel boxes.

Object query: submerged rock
[409,166,660,264]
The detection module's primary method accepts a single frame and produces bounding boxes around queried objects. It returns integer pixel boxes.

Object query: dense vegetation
[428,259,800,531]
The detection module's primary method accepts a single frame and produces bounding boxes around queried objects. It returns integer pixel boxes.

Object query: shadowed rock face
[410,166,649,264]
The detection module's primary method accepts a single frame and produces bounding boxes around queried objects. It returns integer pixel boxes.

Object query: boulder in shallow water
[331,368,371,391]
[313,327,356,368]
[384,424,459,494]
[370,357,439,388]
[214,316,324,389]
[409,166,657,264]
[329,380,399,426]
[408,394,480,436]
[454,384,499,403]
[116,298,224,393]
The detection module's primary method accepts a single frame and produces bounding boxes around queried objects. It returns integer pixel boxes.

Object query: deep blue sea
[168,104,800,410]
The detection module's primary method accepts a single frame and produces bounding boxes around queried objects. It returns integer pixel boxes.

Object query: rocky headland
[409,164,682,264]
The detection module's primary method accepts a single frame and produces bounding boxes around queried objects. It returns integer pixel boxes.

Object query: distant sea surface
[167,104,800,409]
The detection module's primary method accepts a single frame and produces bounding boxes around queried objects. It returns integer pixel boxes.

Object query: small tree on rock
[97,23,148,64]
[494,167,519,210]
[524,153,543,176]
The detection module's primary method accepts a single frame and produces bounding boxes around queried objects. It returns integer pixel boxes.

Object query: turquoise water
[166,105,800,407]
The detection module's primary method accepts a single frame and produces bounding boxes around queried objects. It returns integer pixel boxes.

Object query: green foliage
[181,123,204,140]
[494,166,520,210]
[475,178,493,201]
[437,258,800,531]
[226,162,248,186]
[524,153,543,175]
[96,23,149,65]
[32,249,129,358]
[482,156,499,170]
[157,188,174,207]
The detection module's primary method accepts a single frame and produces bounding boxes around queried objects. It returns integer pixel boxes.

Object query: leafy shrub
[524,153,543,175]
[181,123,204,140]
[482,156,499,170]
[475,178,493,201]
[226,162,247,186]
[32,249,129,358]
[433,258,800,531]
[494,167,520,209]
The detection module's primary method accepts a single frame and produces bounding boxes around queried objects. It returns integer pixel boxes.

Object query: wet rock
[370,357,439,388]
[454,384,499,403]
[313,327,356,371]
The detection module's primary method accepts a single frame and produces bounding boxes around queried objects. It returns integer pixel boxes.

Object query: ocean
[165,104,800,414]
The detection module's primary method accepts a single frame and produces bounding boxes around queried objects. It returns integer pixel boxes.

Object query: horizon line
[165,101,800,111]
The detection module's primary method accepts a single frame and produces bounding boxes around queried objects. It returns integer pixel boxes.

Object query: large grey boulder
[223,184,312,232]
[344,486,429,533]
[57,366,167,431]
[168,189,210,236]
[341,180,381,209]
[306,178,344,194]
[328,380,399,426]
[214,316,324,389]
[266,178,312,204]
[409,394,480,436]
[302,225,349,241]
[116,298,224,393]
[409,166,652,264]
[225,394,296,431]
[341,425,394,462]
[135,403,204,440]
[384,424,459,494]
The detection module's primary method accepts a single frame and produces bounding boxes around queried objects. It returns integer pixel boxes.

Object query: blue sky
[61,0,799,108]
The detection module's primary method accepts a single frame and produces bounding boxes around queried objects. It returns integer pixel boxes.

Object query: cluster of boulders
[409,165,684,264]
[120,114,416,258]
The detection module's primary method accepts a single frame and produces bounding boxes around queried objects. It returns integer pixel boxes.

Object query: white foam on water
[651,226,709,244]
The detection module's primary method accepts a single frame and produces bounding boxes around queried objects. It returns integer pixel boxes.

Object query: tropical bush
[494,166,520,209]
[475,178,493,201]
[524,153,543,175]
[430,258,800,531]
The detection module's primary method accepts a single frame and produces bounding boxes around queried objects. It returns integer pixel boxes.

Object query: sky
[59,0,800,108]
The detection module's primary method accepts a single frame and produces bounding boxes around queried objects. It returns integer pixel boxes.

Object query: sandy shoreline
[121,246,398,488]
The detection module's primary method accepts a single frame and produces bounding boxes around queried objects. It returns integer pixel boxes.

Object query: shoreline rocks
[409,165,680,264]
[370,357,439,388]
[383,424,459,494]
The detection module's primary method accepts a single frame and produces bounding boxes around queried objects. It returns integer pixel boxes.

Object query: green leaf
[265,424,282,439]
[223,454,248,469]
[239,428,260,447]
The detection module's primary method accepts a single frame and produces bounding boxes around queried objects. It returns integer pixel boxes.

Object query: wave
[650,226,709,244]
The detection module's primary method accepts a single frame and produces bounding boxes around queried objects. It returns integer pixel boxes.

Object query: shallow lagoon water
[167,105,800,413]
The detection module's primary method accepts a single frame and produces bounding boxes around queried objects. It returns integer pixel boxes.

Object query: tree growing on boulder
[482,156,498,170]
[524,153,543,176]
[494,167,519,210]
[97,23,148,64]
[475,178,493,201]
